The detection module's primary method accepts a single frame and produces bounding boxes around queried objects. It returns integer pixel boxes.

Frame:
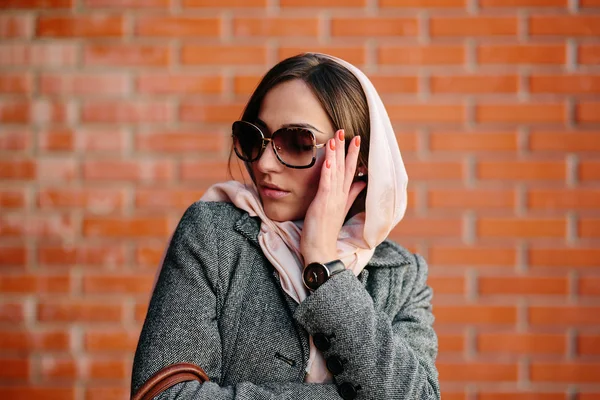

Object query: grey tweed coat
[131,201,440,399]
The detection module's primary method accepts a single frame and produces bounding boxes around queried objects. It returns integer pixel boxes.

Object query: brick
[37,188,125,213]
[0,43,77,67]
[38,244,127,266]
[477,160,566,181]
[135,301,149,321]
[84,44,170,67]
[281,0,365,5]
[0,100,29,123]
[40,73,128,96]
[331,17,418,37]
[179,102,244,123]
[478,276,568,295]
[478,218,566,238]
[530,248,600,268]
[387,104,465,123]
[0,387,75,399]
[278,47,366,65]
[438,333,465,353]
[429,131,518,152]
[85,0,169,7]
[404,161,464,181]
[531,363,600,383]
[82,101,171,123]
[84,358,128,380]
[391,217,462,239]
[581,0,600,5]
[39,356,76,380]
[137,74,222,94]
[37,16,123,38]
[477,44,566,65]
[478,394,565,400]
[85,330,138,352]
[370,75,419,94]
[0,189,26,209]
[379,44,465,65]
[480,0,566,6]
[476,102,565,123]
[580,161,600,181]
[83,273,153,294]
[38,128,127,153]
[136,130,225,153]
[0,160,36,180]
[578,334,600,355]
[1,0,72,8]
[530,16,600,36]
[0,73,32,94]
[135,188,206,209]
[430,17,517,37]
[0,15,31,38]
[136,17,220,37]
[529,131,600,152]
[0,128,31,151]
[136,245,164,267]
[580,218,600,238]
[528,189,600,210]
[580,277,600,296]
[37,301,123,323]
[435,305,517,325]
[529,306,600,326]
[431,74,518,94]
[395,131,418,153]
[438,362,518,381]
[83,216,169,238]
[380,0,465,6]
[37,158,78,182]
[579,44,600,65]
[0,302,25,322]
[0,100,69,124]
[0,274,71,294]
[577,102,600,123]
[181,45,266,65]
[429,188,515,210]
[83,159,174,182]
[0,357,29,379]
[233,75,262,95]
[0,329,71,351]
[531,74,600,94]
[0,214,75,238]
[234,18,319,37]
[180,160,231,182]
[0,247,27,267]
[443,394,467,400]
[477,332,567,355]
[183,0,266,6]
[85,386,129,400]
[428,276,465,295]
[429,246,517,267]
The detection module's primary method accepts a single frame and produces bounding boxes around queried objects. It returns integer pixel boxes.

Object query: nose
[255,140,282,173]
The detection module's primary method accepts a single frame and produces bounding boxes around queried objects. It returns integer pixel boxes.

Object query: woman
[131,53,440,400]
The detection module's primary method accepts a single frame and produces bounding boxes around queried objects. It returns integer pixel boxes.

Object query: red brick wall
[1,0,599,399]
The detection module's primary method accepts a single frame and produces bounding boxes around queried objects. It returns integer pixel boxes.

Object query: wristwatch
[302,260,346,291]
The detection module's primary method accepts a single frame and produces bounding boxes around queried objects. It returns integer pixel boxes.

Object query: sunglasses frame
[232,120,326,169]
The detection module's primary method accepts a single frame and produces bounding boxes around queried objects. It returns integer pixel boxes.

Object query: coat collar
[233,212,412,269]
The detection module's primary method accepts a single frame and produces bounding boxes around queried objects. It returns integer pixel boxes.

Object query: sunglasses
[232,120,326,169]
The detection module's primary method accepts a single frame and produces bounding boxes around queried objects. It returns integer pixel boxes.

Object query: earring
[357,171,365,177]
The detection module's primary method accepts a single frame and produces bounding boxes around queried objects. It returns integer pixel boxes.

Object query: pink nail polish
[338,130,344,141]
[355,136,361,147]
[329,139,335,151]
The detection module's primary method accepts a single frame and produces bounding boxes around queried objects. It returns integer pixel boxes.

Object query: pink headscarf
[159,53,408,382]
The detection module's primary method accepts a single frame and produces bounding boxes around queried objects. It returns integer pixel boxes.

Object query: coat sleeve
[293,254,441,400]
[130,203,342,400]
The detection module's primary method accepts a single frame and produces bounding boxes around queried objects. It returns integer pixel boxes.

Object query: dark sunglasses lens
[273,128,315,167]
[232,122,262,161]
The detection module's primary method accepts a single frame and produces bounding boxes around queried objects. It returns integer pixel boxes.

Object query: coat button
[313,333,331,351]
[338,382,358,400]
[326,355,345,375]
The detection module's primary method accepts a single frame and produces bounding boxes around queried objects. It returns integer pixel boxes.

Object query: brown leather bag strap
[132,362,209,400]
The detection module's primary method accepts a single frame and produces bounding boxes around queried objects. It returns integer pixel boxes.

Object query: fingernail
[326,159,331,168]
[355,136,361,147]
[338,130,344,141]
[329,139,335,150]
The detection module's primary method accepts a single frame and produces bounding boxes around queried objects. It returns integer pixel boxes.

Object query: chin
[263,203,304,222]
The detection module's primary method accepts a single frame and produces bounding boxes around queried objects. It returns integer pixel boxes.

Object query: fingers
[344,180,367,216]
[343,136,361,192]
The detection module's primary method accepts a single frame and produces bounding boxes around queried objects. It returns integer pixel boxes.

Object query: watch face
[303,264,327,291]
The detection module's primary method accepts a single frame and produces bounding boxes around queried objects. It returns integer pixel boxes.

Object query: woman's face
[250,79,335,222]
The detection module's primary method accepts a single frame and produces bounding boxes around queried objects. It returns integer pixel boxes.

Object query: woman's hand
[300,129,367,266]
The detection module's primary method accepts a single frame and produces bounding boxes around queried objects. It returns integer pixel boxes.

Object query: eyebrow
[255,118,325,135]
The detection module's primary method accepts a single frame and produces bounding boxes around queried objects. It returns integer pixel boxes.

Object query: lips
[259,182,290,199]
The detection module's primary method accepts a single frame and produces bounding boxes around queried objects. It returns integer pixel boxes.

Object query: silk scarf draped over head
[157,53,409,383]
